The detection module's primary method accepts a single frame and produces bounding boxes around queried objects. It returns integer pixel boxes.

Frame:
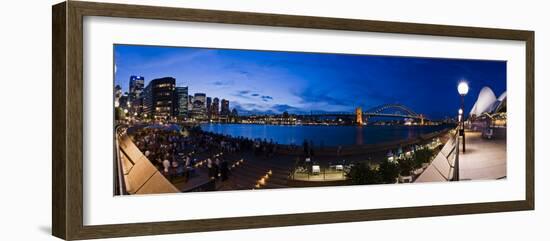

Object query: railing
[452,127,461,181]
[113,124,128,195]
[412,126,460,182]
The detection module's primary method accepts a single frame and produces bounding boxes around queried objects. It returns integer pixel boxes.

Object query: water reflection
[201,124,449,147]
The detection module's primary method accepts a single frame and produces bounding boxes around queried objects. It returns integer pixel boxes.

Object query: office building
[114,85,122,107]
[221,99,230,116]
[129,75,145,102]
[142,77,176,119]
[206,97,212,118]
[175,86,189,119]
[192,93,207,119]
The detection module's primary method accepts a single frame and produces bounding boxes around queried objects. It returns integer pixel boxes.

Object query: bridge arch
[364,104,419,116]
[361,104,424,125]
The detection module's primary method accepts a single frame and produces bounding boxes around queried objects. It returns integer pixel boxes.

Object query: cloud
[270,104,302,113]
[231,102,269,115]
[139,49,212,69]
[231,101,303,115]
[290,81,402,111]
[238,70,250,76]
[211,80,234,86]
[233,91,275,103]
[232,90,254,100]
[292,87,349,107]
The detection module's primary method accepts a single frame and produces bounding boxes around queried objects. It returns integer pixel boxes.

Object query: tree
[114,107,125,121]
[346,163,382,185]
[379,161,400,184]
[398,157,415,176]
[412,149,434,169]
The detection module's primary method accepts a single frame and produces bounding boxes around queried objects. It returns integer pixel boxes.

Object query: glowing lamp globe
[457,81,469,96]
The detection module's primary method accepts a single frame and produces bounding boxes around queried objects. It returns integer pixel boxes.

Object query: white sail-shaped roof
[497,91,507,102]
[469,87,497,116]
[493,91,507,113]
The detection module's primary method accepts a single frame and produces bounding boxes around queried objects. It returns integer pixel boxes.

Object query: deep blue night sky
[114,45,506,119]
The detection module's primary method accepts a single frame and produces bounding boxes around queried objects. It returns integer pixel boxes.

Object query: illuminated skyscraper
[129,75,145,101]
[212,98,220,117]
[206,97,212,118]
[221,99,230,116]
[175,86,189,118]
[129,76,145,116]
[188,95,194,115]
[192,93,207,119]
[142,77,175,119]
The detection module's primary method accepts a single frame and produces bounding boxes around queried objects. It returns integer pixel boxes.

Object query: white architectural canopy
[469,87,506,117]
[497,91,507,102]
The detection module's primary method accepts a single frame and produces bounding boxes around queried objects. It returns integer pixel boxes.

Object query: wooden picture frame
[52,1,534,240]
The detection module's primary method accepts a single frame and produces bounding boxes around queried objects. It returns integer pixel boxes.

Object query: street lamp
[457,81,469,154]
[123,108,129,121]
[458,82,469,96]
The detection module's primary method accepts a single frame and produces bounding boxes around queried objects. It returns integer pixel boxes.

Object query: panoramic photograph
[113,44,507,195]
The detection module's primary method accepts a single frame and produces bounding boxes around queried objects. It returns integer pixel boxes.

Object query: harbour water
[200,123,450,147]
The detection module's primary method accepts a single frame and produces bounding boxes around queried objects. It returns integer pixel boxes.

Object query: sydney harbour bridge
[241,103,425,125]
[305,103,425,125]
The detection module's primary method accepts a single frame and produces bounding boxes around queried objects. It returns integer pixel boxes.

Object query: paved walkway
[459,132,506,180]
[416,131,506,182]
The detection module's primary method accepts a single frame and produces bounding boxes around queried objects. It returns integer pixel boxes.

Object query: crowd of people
[131,127,195,181]
[129,125,282,182]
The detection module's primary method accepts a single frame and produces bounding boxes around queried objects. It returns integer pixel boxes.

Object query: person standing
[162,159,171,177]
[214,158,221,180]
[207,158,216,179]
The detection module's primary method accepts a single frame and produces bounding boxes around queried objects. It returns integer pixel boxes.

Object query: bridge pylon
[355,107,363,126]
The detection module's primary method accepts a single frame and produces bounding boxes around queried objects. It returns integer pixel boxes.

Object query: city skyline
[114,44,506,119]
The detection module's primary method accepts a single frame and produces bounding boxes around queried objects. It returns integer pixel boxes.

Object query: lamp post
[453,108,462,181]
[123,108,129,118]
[457,81,469,153]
